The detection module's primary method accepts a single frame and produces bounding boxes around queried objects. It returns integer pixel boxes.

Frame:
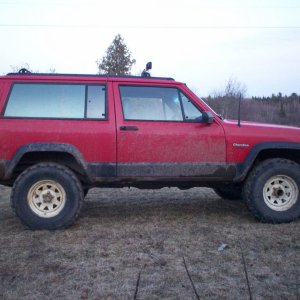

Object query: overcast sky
[0,0,299,97]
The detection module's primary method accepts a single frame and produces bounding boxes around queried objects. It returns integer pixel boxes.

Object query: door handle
[120,126,139,131]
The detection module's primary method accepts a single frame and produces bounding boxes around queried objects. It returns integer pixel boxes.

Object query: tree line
[203,78,299,127]
[205,94,300,127]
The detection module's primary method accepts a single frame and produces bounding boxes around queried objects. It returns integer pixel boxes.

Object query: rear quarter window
[4,83,106,119]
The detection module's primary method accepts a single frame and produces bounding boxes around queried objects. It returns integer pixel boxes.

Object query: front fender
[234,141,300,182]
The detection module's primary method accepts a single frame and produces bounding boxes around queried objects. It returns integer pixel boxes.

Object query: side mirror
[141,62,152,77]
[146,62,152,71]
[202,111,214,124]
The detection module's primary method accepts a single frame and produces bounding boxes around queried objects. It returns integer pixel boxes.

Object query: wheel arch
[234,142,300,182]
[5,143,91,183]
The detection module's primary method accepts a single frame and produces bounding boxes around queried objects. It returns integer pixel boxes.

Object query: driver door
[113,83,226,178]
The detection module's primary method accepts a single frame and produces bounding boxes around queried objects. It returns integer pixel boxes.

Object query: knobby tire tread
[10,162,83,230]
[243,158,300,223]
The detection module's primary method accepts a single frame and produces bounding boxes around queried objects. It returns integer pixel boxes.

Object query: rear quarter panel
[0,79,116,164]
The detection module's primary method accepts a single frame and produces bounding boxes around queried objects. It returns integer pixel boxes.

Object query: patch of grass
[0,186,299,299]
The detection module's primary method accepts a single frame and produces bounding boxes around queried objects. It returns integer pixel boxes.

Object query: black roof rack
[6,68,174,81]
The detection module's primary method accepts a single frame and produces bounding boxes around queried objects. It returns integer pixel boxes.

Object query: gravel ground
[0,185,299,299]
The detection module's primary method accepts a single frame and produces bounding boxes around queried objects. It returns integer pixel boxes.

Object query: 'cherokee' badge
[233,143,250,148]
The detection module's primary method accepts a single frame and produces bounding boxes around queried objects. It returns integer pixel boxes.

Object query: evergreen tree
[97,34,136,75]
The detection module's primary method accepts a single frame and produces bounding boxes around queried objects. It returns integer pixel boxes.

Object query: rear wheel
[243,159,300,223]
[11,163,83,230]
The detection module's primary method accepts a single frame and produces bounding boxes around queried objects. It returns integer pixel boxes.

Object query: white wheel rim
[27,180,66,218]
[263,175,298,211]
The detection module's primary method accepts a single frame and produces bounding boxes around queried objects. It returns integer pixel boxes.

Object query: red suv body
[0,71,300,229]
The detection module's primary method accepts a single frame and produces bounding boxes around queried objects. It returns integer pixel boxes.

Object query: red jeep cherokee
[0,69,299,229]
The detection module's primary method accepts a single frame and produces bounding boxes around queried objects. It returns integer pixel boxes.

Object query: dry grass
[0,185,299,299]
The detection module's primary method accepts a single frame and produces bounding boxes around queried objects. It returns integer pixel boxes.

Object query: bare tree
[207,77,247,119]
[224,77,247,99]
[10,63,33,73]
[211,77,247,99]
[9,64,56,73]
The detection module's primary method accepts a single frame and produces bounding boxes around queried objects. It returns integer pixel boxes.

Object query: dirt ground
[0,184,299,299]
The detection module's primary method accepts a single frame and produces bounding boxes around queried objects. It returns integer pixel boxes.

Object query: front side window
[119,86,202,122]
[4,83,106,119]
[120,86,183,121]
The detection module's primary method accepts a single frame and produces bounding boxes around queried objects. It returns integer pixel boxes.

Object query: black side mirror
[202,111,214,124]
[141,62,152,77]
[146,62,152,71]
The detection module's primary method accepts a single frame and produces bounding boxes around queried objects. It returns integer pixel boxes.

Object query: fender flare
[4,142,90,180]
[234,141,300,182]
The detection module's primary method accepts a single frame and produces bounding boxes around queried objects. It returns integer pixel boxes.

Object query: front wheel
[11,163,84,230]
[243,159,300,223]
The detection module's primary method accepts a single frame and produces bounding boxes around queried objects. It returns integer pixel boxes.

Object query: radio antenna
[238,93,242,127]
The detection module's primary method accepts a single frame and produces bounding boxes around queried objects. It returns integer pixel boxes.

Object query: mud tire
[11,163,83,230]
[243,159,300,223]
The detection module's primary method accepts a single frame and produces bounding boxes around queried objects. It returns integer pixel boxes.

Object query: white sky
[0,0,299,97]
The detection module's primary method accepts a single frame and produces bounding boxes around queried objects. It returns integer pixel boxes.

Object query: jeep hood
[224,119,300,131]
[222,119,300,144]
